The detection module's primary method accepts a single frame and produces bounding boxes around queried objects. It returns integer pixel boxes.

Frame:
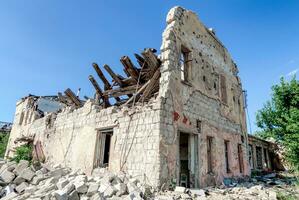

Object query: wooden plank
[120,56,139,81]
[57,92,68,104]
[88,75,110,107]
[141,48,160,70]
[134,53,146,68]
[124,80,151,106]
[139,69,160,102]
[104,64,123,87]
[141,49,161,80]
[103,85,142,98]
[122,77,138,86]
[64,88,82,107]
[92,63,111,90]
[92,63,121,102]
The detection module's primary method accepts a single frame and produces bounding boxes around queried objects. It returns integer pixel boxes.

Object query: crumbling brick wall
[6,97,163,186]
[158,6,250,188]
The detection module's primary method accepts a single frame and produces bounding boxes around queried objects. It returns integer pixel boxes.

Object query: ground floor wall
[6,99,162,186]
[158,90,250,188]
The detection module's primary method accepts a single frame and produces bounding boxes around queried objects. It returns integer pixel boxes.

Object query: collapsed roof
[57,48,161,109]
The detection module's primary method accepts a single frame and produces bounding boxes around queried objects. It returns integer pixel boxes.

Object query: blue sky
[0,0,298,133]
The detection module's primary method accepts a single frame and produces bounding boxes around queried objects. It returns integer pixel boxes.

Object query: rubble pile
[0,160,155,200]
[0,159,298,200]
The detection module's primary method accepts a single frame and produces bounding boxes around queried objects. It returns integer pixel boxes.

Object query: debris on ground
[0,160,298,199]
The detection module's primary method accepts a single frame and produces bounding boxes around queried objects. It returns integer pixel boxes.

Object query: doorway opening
[94,129,113,168]
[178,132,199,188]
[179,132,189,187]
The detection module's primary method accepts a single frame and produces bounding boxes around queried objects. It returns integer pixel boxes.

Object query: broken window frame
[207,136,213,174]
[180,45,192,83]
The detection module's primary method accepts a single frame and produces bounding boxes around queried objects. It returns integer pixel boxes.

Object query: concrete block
[74,181,88,193]
[19,167,35,181]
[13,176,25,185]
[15,182,29,193]
[0,170,15,183]
[54,190,68,200]
[14,160,29,175]
[56,179,69,190]
[69,190,80,200]
[87,182,99,196]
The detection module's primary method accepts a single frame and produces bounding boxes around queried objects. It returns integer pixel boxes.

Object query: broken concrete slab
[13,160,29,176]
[19,167,35,181]
[0,170,15,183]
[15,182,28,193]
[54,190,68,200]
[74,181,88,193]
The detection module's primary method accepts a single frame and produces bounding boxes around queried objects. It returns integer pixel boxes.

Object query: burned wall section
[158,7,249,188]
[6,96,162,186]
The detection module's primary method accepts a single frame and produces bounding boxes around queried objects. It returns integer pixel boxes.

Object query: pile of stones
[0,160,297,200]
[0,160,153,200]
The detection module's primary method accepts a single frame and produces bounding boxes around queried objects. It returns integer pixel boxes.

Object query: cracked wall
[158,6,250,188]
[6,97,162,187]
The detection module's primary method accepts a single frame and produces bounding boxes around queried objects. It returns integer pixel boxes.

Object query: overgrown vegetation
[11,144,33,163]
[0,132,9,158]
[277,191,297,200]
[256,76,299,170]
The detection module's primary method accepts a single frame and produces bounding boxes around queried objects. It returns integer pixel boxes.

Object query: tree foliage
[0,132,9,158]
[256,76,299,169]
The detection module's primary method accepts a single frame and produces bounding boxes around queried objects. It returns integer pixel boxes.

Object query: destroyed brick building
[5,6,278,189]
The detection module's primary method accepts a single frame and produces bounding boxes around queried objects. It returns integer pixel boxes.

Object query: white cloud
[286,68,299,77]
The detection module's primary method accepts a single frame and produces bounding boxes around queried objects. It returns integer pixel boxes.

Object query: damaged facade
[6,7,275,189]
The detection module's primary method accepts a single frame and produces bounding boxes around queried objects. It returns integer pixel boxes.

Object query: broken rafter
[134,53,146,68]
[139,69,160,102]
[92,63,121,102]
[104,64,123,87]
[141,49,160,79]
[124,80,151,106]
[64,88,82,107]
[88,75,110,107]
[120,56,139,82]
[103,85,142,98]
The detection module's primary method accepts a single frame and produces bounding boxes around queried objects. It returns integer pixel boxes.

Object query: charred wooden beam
[120,56,139,82]
[104,64,123,87]
[103,85,142,98]
[92,63,121,102]
[64,88,82,107]
[88,75,110,107]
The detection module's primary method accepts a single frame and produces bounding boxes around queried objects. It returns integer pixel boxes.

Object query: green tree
[0,132,9,158]
[256,76,299,170]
